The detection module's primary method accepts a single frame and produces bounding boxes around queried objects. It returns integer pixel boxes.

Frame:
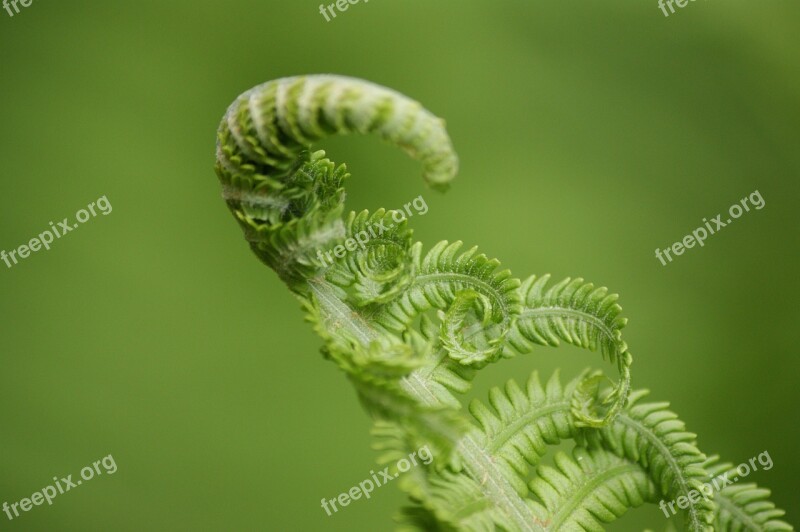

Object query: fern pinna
[214,75,791,531]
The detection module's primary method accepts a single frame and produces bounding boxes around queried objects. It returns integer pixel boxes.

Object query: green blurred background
[1,1,798,530]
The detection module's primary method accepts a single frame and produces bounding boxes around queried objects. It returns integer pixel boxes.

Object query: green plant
[214,75,791,531]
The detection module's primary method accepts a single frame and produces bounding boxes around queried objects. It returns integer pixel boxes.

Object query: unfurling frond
[213,75,790,532]
[508,275,632,428]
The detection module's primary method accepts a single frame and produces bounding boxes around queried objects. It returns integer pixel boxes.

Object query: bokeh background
[1,1,798,530]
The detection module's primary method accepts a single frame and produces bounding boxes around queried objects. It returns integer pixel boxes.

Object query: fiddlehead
[216,75,458,283]
[214,75,791,531]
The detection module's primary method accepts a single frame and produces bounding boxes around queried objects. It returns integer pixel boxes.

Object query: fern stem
[398,376,543,531]
[458,436,542,532]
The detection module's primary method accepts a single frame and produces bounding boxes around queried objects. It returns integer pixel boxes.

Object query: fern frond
[217,75,458,190]
[377,240,522,367]
[588,391,715,531]
[703,456,793,531]
[351,373,468,464]
[324,208,415,306]
[529,447,657,531]
[406,468,517,531]
[508,275,632,428]
[454,371,712,531]
[469,370,580,478]
[213,75,790,532]
[400,314,477,410]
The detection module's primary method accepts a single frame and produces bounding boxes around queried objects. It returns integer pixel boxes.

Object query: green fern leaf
[508,275,633,428]
[324,208,415,306]
[529,447,657,531]
[703,456,793,531]
[587,391,715,531]
[377,240,522,367]
[469,370,580,477]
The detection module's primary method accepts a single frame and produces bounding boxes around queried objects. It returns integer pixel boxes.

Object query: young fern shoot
[214,75,791,532]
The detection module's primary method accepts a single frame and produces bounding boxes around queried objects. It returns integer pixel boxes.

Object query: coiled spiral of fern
[214,75,791,532]
[216,75,455,283]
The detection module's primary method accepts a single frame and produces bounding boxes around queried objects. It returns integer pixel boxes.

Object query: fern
[214,75,792,531]
[703,456,792,531]
[508,275,632,427]
[529,446,657,530]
